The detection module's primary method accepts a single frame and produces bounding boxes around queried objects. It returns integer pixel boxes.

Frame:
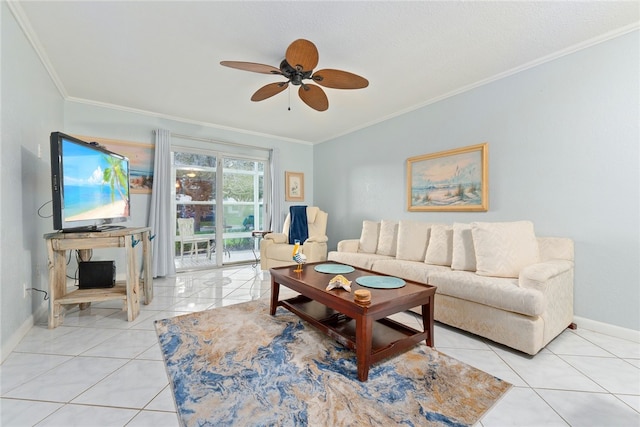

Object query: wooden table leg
[125,237,140,321]
[355,315,373,381]
[47,242,67,328]
[422,295,434,347]
[142,230,153,304]
[269,277,280,315]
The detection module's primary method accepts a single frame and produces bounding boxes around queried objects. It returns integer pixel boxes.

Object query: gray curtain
[269,148,284,234]
[148,129,176,277]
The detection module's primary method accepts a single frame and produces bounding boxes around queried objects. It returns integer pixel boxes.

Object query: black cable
[27,288,49,300]
[37,200,53,218]
[65,250,76,282]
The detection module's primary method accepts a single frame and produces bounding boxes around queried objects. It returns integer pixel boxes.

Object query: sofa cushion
[451,223,476,271]
[358,220,380,254]
[376,220,399,256]
[425,224,453,266]
[471,221,540,278]
[371,259,449,285]
[328,251,392,271]
[429,270,544,317]
[396,220,431,261]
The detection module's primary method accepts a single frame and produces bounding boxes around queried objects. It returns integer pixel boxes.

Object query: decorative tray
[314,264,356,274]
[355,276,406,289]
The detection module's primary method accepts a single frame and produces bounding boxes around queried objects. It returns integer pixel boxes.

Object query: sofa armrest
[306,235,328,243]
[519,260,574,292]
[337,239,360,253]
[264,232,287,244]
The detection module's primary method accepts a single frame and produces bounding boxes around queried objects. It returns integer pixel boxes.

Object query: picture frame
[407,143,488,212]
[73,135,155,194]
[285,171,305,202]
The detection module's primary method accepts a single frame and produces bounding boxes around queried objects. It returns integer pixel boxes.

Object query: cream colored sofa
[260,206,329,270]
[328,220,574,355]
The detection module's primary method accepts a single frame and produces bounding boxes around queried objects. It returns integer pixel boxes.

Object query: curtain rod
[155,130,272,153]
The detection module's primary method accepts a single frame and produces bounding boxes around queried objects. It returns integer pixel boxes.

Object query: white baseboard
[573,315,640,343]
[1,315,36,363]
[0,304,48,363]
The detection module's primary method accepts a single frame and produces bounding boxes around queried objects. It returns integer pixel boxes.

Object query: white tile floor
[1,265,639,426]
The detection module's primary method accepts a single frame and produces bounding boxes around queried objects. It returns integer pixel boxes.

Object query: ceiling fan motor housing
[279,60,312,86]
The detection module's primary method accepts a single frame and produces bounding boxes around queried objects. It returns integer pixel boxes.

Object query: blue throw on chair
[288,206,309,244]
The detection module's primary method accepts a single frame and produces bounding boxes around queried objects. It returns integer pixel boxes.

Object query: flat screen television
[50,132,130,232]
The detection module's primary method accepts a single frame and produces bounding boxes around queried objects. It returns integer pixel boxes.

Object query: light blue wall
[1,2,65,357]
[314,31,640,331]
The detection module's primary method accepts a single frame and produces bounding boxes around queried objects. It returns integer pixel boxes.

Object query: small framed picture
[285,171,304,201]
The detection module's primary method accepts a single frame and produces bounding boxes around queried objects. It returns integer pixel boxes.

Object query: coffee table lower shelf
[279,295,428,368]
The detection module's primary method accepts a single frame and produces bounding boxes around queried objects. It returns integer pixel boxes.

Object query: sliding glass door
[173,148,266,270]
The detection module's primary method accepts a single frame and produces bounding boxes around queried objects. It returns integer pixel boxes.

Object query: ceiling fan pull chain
[288,85,291,111]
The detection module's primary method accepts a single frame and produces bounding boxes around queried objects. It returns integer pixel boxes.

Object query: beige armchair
[260,206,328,270]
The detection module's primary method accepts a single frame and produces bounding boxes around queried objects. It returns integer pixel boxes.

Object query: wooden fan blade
[220,61,282,75]
[311,69,369,89]
[285,39,319,72]
[251,82,289,102]
[298,84,328,111]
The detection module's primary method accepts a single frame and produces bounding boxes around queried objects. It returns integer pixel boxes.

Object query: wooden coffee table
[269,262,436,381]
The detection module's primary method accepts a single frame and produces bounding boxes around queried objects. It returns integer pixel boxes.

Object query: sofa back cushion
[376,220,399,256]
[424,224,453,266]
[358,220,380,254]
[471,221,540,278]
[396,220,431,261]
[451,223,477,271]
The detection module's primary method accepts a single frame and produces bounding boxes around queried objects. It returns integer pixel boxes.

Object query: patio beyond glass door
[174,152,217,270]
[220,157,265,266]
[173,150,265,270]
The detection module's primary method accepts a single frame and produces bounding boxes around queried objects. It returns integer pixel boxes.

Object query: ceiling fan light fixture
[220,39,368,111]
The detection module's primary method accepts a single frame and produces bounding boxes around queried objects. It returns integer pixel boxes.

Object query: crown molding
[66,97,314,146]
[7,0,68,98]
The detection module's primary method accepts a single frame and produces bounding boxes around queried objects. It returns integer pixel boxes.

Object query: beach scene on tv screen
[63,140,129,221]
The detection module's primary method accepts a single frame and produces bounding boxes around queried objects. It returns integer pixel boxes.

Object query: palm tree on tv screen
[103,155,130,215]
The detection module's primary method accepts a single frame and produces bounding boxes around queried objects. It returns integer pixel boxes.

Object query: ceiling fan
[220,39,368,112]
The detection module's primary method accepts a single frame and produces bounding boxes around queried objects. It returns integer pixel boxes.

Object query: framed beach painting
[407,143,488,212]
[285,171,305,202]
[74,135,155,194]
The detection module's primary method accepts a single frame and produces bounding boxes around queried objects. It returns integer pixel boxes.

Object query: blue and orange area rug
[155,299,511,427]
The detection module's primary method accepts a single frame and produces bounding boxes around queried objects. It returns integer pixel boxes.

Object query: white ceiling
[11,1,639,144]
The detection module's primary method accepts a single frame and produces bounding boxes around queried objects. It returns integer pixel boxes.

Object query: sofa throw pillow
[471,221,540,278]
[425,224,453,266]
[358,220,380,254]
[376,220,399,256]
[396,220,431,261]
[451,223,476,271]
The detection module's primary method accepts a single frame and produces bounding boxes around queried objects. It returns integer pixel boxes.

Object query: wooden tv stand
[44,227,153,328]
